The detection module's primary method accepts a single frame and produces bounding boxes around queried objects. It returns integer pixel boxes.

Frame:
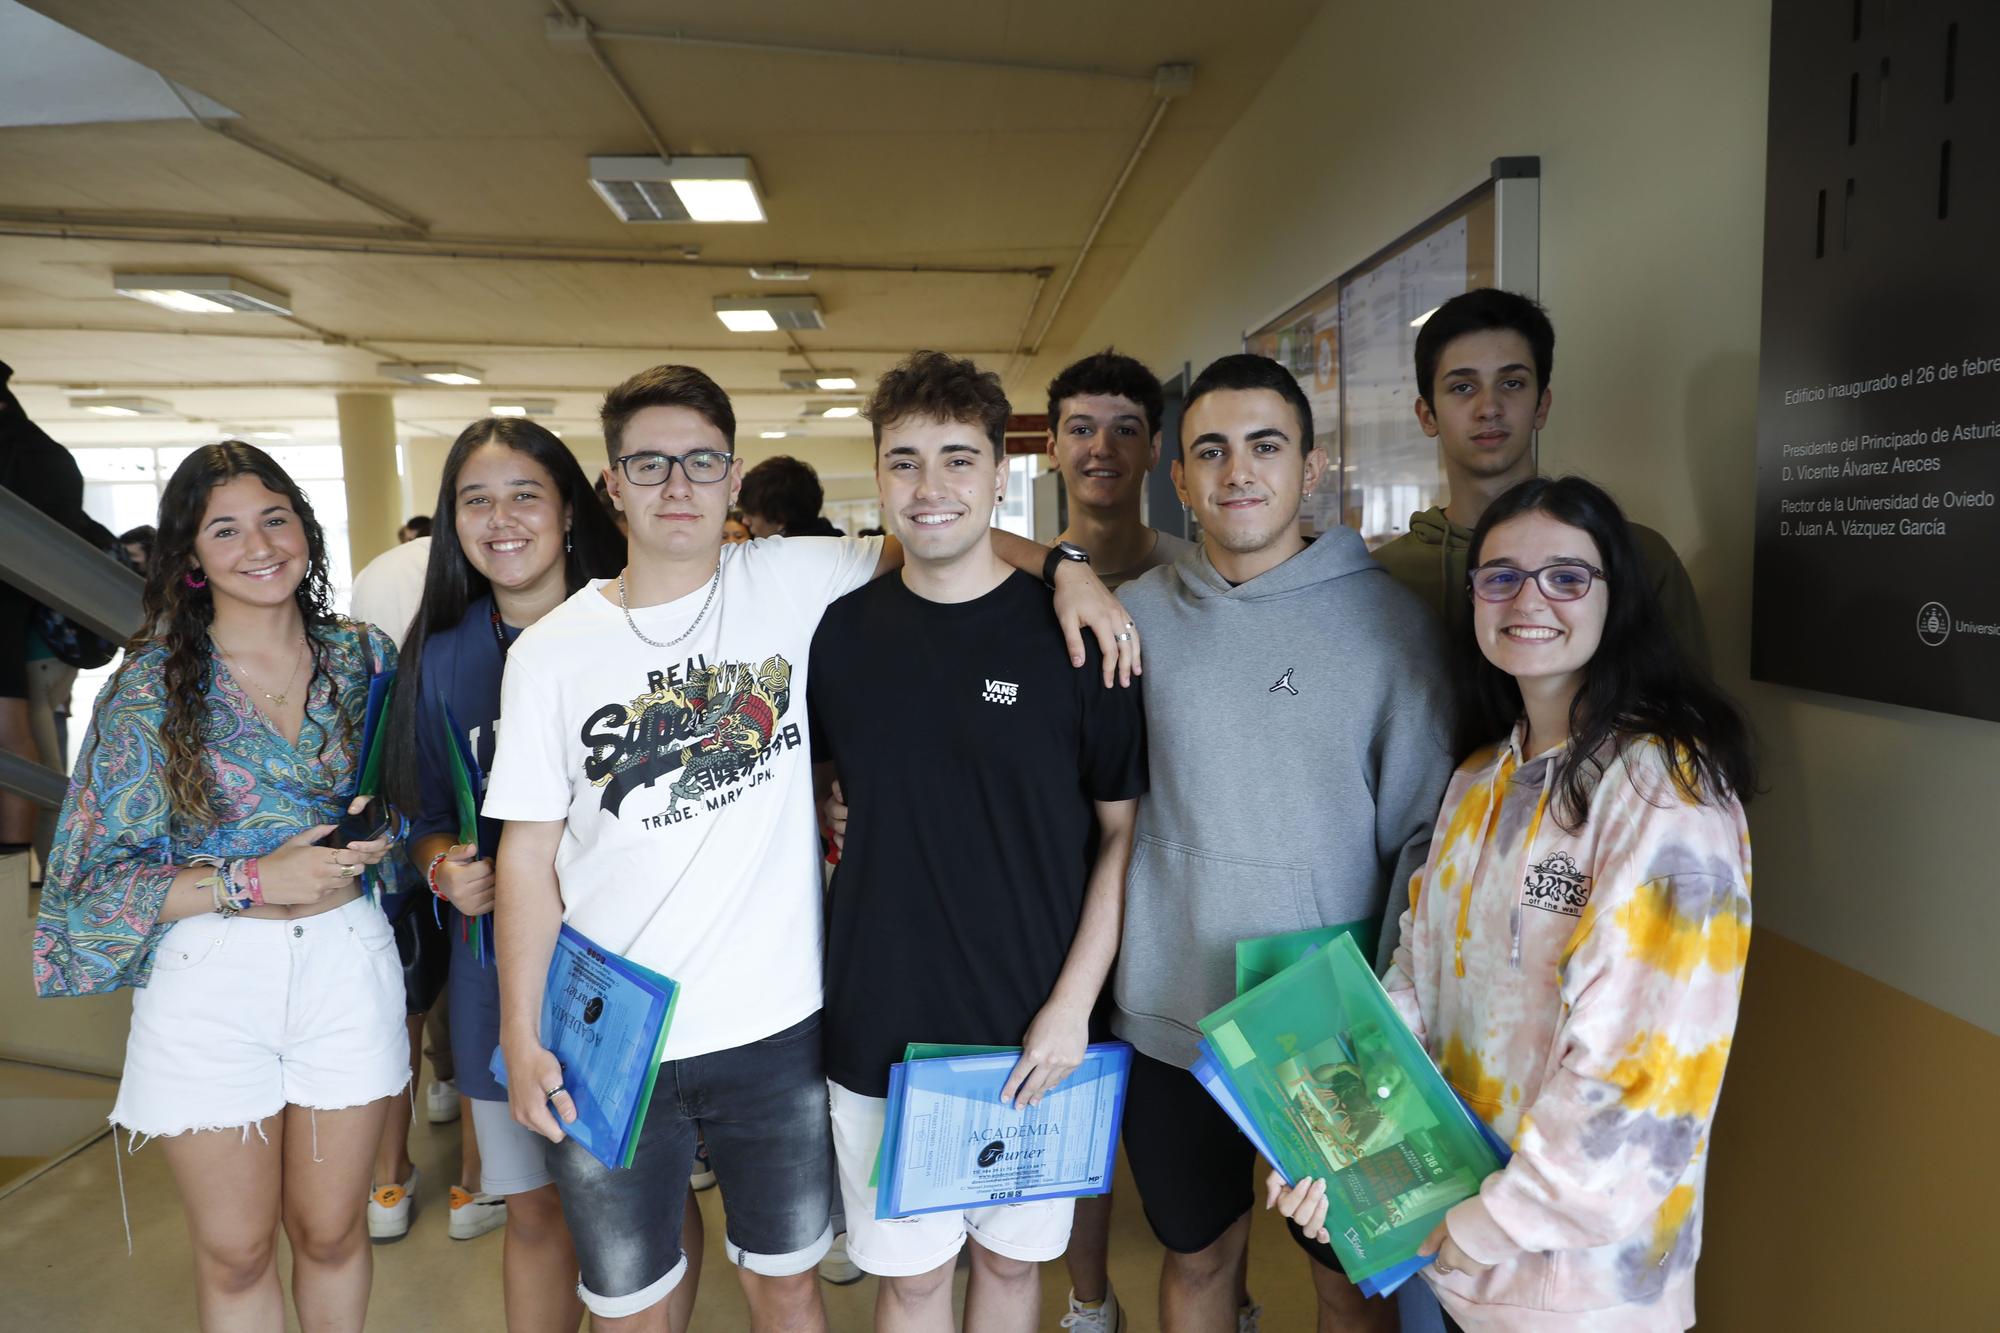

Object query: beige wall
[1063,0,1992,1323]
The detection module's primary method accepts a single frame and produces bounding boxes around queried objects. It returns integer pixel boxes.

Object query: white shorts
[828,1079,1074,1277]
[469,1095,555,1195]
[110,896,410,1139]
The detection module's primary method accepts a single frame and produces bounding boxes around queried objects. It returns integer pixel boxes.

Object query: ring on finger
[342,863,363,878]
[1115,631,1132,642]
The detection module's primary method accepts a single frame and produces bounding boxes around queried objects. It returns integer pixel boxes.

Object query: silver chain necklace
[618,565,720,649]
[212,633,307,706]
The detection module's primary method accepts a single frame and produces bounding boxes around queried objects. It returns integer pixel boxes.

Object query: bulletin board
[1245,158,1540,545]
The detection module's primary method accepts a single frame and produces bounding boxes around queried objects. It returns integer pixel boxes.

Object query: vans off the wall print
[1521,850,1592,917]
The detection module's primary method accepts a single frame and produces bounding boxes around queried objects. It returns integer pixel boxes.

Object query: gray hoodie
[1112,528,1455,1068]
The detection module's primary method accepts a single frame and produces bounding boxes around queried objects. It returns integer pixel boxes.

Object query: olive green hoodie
[1373,505,1710,668]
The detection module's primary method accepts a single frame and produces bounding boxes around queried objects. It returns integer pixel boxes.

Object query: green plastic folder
[869,1044,1015,1188]
[1198,934,1502,1286]
[1234,919,1378,996]
[442,709,479,845]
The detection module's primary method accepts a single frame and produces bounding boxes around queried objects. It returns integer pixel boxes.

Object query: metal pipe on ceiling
[157,76,429,235]
[586,24,1157,83]
[0,326,1018,357]
[0,219,1048,277]
[1027,83,1181,356]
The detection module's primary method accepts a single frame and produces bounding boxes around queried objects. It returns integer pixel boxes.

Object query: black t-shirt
[809,570,1148,1096]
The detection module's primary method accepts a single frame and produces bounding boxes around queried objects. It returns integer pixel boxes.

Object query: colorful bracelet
[427,851,451,901]
[243,857,264,907]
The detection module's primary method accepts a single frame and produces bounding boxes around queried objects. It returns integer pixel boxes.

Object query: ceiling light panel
[489,398,556,417]
[379,362,484,386]
[713,295,823,332]
[113,273,291,315]
[69,394,173,416]
[588,155,766,224]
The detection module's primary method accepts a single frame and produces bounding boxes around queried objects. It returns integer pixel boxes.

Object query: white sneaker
[1238,1299,1263,1333]
[367,1166,420,1242]
[817,1232,863,1285]
[1060,1284,1125,1331]
[447,1185,507,1240]
[425,1079,460,1124]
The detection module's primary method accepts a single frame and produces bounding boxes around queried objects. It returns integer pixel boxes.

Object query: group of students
[33,287,1754,1333]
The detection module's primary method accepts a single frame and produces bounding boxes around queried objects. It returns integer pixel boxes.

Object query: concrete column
[337,392,400,570]
[400,434,452,520]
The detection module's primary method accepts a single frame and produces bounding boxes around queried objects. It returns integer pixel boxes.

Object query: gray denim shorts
[545,1011,835,1319]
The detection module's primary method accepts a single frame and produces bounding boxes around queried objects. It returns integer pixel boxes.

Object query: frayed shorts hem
[107,1073,409,1145]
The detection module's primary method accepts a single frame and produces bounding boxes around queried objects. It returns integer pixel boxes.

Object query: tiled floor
[0,1079,1363,1331]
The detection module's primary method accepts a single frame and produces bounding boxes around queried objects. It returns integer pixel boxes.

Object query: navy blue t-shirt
[411,594,518,1103]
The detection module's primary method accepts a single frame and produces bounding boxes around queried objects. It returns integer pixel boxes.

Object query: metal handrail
[0,485,146,808]
[0,486,144,643]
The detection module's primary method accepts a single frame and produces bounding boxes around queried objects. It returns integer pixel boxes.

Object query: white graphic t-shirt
[484,535,882,1059]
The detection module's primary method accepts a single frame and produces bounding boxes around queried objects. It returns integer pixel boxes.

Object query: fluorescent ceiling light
[1409,304,1441,329]
[490,398,555,417]
[379,361,484,386]
[716,308,779,333]
[779,367,856,391]
[245,428,292,440]
[759,430,788,439]
[588,155,766,224]
[714,295,824,332]
[821,406,860,419]
[70,394,172,416]
[113,273,292,315]
[748,264,811,281]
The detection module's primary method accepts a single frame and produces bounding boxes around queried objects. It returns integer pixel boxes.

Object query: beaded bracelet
[426,851,451,901]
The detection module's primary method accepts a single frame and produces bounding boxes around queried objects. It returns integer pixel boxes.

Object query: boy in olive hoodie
[1113,354,1453,1333]
[1372,289,1709,666]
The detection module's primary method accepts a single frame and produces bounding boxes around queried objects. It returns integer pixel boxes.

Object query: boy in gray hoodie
[1113,354,1453,1333]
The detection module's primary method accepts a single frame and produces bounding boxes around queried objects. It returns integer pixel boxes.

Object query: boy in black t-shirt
[810,352,1146,1332]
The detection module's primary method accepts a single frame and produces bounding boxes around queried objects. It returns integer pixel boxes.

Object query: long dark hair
[1453,475,1757,828]
[103,441,346,830]
[381,418,623,820]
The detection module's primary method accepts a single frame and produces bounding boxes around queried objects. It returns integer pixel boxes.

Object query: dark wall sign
[1752,1,2000,720]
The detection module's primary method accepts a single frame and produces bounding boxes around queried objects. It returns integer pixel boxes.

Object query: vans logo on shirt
[1522,851,1592,916]
[1269,668,1299,696]
[982,678,1020,705]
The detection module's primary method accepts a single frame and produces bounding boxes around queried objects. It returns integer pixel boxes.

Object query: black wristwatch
[1042,540,1091,588]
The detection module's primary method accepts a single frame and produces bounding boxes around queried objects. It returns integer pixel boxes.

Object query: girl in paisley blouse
[36,441,405,1330]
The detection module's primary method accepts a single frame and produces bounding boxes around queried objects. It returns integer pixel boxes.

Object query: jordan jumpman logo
[1270,668,1298,696]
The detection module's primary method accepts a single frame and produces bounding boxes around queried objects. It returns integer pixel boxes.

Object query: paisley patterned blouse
[33,619,396,997]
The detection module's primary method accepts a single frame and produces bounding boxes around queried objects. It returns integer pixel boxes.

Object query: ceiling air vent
[588,156,766,224]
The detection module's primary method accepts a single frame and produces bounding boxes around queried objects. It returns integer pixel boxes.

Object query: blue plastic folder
[490,924,678,1170]
[876,1042,1132,1221]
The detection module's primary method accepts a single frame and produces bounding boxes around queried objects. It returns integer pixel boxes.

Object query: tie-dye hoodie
[1381,723,1751,1332]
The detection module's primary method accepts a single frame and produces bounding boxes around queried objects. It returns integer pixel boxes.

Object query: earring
[184,571,207,590]
[565,530,573,554]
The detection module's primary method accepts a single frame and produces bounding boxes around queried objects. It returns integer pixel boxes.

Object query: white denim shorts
[109,895,411,1139]
[828,1079,1074,1277]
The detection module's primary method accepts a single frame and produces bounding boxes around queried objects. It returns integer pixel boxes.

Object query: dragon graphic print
[579,652,802,819]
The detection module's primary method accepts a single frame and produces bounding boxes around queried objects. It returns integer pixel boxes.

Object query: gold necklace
[213,633,307,707]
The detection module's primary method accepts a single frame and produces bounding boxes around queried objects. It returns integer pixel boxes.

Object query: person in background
[723,509,752,544]
[738,455,844,538]
[1372,288,1708,665]
[1114,355,1453,1333]
[1276,475,1754,1333]
[34,441,402,1330]
[120,524,157,571]
[379,416,694,1329]
[0,362,118,855]
[1046,349,1193,592]
[812,351,1147,1332]
[397,514,433,544]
